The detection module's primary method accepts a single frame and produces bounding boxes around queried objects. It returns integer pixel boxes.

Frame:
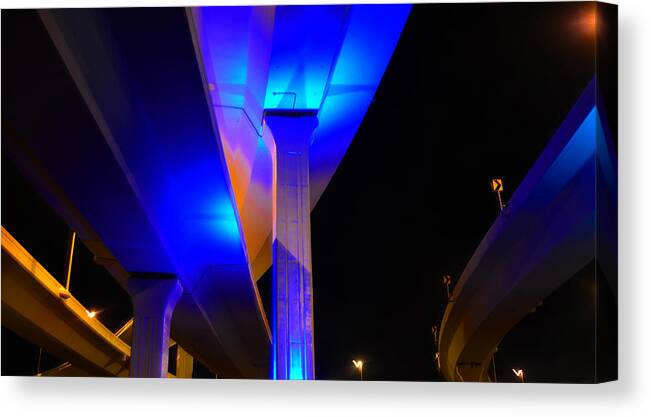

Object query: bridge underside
[438,79,617,382]
[2,6,410,379]
[3,8,270,378]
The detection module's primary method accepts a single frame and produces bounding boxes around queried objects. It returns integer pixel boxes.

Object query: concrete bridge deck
[438,80,617,382]
[2,227,131,377]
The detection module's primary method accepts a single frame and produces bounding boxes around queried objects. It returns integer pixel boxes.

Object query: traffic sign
[491,178,503,192]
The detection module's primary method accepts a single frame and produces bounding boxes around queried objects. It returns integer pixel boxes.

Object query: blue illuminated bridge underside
[3,6,410,378]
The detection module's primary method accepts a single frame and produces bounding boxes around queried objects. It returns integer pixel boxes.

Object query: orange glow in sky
[577,7,597,37]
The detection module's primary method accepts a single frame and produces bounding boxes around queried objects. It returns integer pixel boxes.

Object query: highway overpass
[438,79,617,382]
[2,5,410,379]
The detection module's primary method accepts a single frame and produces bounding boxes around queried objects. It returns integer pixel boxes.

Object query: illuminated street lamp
[576,6,597,37]
[352,359,364,381]
[512,368,525,383]
[86,309,98,319]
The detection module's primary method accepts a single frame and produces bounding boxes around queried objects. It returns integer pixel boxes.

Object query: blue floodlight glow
[289,351,304,380]
[536,106,598,200]
[262,6,350,110]
[207,198,242,241]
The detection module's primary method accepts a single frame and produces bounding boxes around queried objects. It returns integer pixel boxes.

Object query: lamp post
[352,360,364,381]
[442,275,452,300]
[59,230,77,300]
[512,368,525,383]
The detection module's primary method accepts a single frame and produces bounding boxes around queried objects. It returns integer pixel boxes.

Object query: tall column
[266,112,318,380]
[127,276,183,378]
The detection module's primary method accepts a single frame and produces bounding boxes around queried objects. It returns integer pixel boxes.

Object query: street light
[512,368,525,383]
[86,309,98,319]
[352,360,364,381]
[576,6,597,37]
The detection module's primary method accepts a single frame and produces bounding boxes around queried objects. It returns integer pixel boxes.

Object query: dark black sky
[2,3,616,381]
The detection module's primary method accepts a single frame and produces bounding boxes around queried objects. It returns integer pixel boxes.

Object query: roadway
[438,79,617,382]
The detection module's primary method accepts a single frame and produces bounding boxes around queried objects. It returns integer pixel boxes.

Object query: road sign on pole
[443,274,452,299]
[491,178,505,211]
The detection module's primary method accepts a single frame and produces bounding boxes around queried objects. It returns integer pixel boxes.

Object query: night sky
[2,3,616,381]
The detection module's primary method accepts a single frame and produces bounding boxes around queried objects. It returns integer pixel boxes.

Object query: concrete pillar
[127,277,183,378]
[266,112,318,380]
[175,345,194,378]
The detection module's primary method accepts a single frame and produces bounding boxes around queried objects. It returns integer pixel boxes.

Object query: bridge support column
[127,277,183,378]
[266,112,318,380]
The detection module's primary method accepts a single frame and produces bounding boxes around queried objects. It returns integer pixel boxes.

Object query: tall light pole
[352,360,364,381]
[59,230,77,300]
[512,368,525,383]
[64,230,76,291]
[442,275,452,300]
[431,325,438,346]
